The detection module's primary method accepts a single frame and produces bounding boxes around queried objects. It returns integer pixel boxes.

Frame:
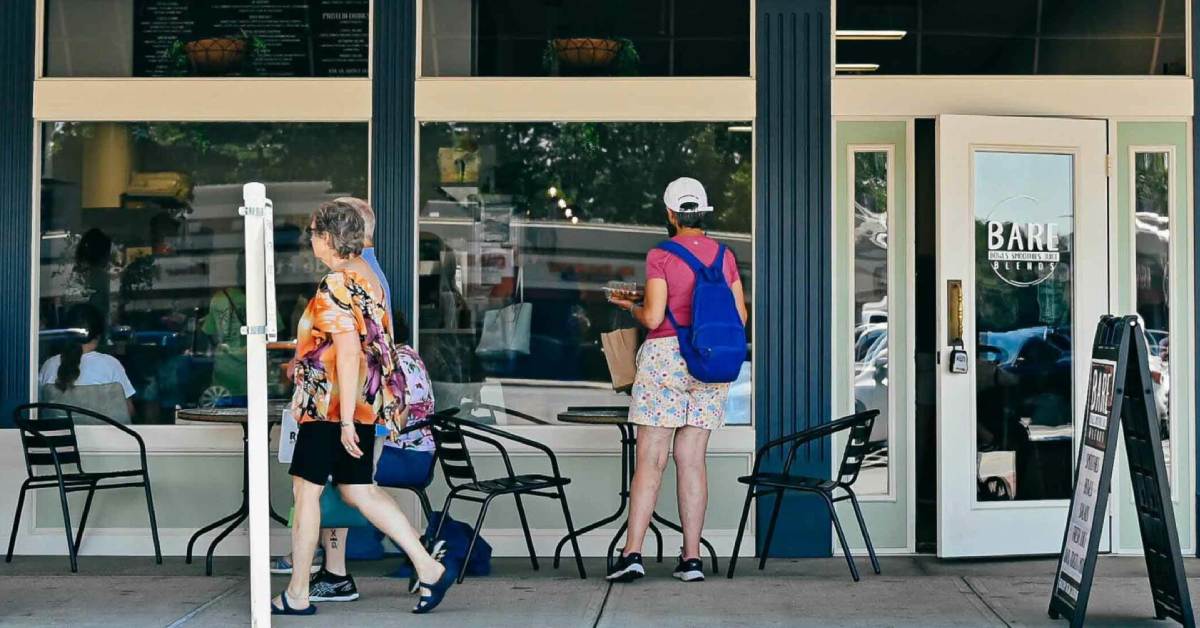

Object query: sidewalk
[2,555,1197,627]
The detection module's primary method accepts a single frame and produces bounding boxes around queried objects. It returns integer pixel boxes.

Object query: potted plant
[542,37,640,76]
[168,30,266,76]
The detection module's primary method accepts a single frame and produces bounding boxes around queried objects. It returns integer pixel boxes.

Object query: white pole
[241,183,273,628]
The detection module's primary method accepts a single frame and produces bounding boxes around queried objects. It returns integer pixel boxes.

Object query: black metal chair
[727,410,881,581]
[459,402,552,426]
[7,403,162,572]
[429,412,586,583]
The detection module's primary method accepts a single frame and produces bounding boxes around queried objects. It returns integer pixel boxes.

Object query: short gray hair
[334,196,375,238]
[311,200,366,259]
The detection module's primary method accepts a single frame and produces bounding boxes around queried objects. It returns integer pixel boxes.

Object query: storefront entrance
[935,115,1109,557]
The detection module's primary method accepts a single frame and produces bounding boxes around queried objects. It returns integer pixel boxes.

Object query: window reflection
[973,151,1074,501]
[422,0,750,77]
[418,122,753,424]
[1134,151,1171,473]
[45,1,370,77]
[39,122,369,423]
[836,0,1186,75]
[851,150,890,495]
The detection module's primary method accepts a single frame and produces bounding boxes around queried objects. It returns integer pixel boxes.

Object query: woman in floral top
[273,201,454,616]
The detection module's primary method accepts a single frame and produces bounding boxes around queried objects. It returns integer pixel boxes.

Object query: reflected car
[854,341,888,446]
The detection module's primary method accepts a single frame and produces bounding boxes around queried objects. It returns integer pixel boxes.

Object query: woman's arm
[731,280,749,324]
[332,330,365,458]
[611,278,668,330]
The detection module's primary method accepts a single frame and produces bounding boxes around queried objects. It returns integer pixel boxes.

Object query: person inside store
[272,200,454,616]
[39,303,136,421]
[605,177,748,583]
[272,197,443,605]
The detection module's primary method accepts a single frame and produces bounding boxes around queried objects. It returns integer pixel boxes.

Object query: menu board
[1054,359,1115,605]
[1048,316,1193,627]
[134,0,368,77]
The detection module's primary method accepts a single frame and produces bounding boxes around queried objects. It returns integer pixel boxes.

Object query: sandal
[412,563,458,614]
[409,540,448,594]
[271,591,318,616]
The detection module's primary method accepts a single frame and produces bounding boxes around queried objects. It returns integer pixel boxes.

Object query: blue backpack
[657,241,747,383]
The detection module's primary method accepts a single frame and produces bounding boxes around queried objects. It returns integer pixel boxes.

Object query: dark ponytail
[56,305,104,391]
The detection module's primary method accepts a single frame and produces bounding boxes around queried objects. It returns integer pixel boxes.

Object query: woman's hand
[340,423,364,458]
[607,296,636,311]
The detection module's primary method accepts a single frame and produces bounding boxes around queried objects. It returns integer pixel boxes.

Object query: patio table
[178,402,289,576]
[552,406,718,574]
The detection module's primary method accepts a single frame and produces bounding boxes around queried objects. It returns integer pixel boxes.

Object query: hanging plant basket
[552,38,622,68]
[184,38,248,75]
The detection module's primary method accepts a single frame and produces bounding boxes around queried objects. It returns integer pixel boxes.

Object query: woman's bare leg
[338,484,444,594]
[622,426,673,555]
[321,528,349,576]
[276,477,324,609]
[672,426,711,560]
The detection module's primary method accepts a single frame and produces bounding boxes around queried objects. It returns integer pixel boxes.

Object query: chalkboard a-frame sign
[1048,315,1194,627]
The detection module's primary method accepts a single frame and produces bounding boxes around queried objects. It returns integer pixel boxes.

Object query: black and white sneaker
[605,552,645,582]
[672,556,705,582]
[309,569,360,602]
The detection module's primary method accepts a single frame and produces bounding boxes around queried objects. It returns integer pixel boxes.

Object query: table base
[186,423,288,576]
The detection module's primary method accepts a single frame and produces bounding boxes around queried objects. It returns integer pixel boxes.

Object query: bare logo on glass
[985,195,1061,287]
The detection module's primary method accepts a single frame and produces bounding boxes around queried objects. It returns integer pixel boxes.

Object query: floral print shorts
[629,337,730,431]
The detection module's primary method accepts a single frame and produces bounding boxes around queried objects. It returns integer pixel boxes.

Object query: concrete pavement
[2,555,1197,627]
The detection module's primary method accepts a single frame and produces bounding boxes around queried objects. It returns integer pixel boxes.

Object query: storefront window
[38,121,368,424]
[851,149,890,495]
[836,0,1186,75]
[418,122,753,424]
[421,0,750,77]
[1134,150,1172,472]
[44,1,370,77]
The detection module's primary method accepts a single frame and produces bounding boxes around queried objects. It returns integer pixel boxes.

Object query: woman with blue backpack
[605,177,748,584]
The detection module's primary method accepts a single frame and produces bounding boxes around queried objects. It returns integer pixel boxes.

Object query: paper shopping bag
[601,328,640,392]
[277,407,299,464]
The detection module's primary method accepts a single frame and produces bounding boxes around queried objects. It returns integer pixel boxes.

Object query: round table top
[176,401,288,424]
[556,407,630,425]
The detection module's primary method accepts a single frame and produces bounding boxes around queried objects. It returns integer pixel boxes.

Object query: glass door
[936,115,1108,557]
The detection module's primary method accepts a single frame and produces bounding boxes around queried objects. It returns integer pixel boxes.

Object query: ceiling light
[835,30,907,41]
[571,216,579,224]
[558,199,567,209]
[727,126,753,133]
[836,63,880,73]
[548,186,558,198]
[564,208,573,218]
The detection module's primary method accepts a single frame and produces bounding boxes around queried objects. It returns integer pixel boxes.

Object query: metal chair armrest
[438,414,566,481]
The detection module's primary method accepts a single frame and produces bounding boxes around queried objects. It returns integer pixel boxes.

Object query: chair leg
[73,483,98,553]
[846,490,880,575]
[142,477,163,565]
[726,486,755,579]
[758,490,784,571]
[824,493,860,582]
[55,477,78,573]
[416,489,433,523]
[6,481,30,563]
[460,495,495,585]
[556,485,586,579]
[513,493,539,570]
[432,491,460,543]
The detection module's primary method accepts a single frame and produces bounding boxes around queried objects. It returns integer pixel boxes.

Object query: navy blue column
[371,0,417,325]
[754,0,833,557]
[1192,0,1200,558]
[0,1,35,428]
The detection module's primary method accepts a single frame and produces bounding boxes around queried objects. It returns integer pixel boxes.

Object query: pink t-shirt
[645,235,740,340]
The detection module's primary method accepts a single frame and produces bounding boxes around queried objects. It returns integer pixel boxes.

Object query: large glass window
[836,0,1186,75]
[417,122,753,424]
[851,149,890,495]
[421,0,750,77]
[38,121,368,424]
[44,1,370,77]
[1134,150,1172,473]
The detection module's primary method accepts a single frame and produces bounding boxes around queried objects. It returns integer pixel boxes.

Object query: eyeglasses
[306,225,320,236]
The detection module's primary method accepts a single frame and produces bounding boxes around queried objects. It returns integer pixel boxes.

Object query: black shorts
[288,422,376,486]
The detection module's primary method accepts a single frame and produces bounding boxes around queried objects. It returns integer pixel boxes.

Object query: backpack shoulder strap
[709,244,728,271]
[656,240,706,273]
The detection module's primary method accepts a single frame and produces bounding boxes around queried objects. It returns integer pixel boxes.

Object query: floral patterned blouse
[393,344,435,452]
[292,270,405,427]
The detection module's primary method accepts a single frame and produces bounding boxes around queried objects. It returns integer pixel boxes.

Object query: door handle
[946,279,964,344]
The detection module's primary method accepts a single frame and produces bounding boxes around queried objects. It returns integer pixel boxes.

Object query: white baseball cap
[663,177,713,213]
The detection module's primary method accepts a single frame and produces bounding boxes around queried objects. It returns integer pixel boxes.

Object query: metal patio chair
[429,412,586,582]
[7,403,162,573]
[727,410,881,581]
